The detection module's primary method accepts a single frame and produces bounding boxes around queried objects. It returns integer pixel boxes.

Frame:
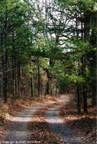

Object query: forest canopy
[0,0,96,113]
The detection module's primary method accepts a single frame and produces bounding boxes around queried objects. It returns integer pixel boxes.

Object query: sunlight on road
[5,131,32,135]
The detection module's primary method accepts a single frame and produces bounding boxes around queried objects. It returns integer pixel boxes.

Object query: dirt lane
[1,95,86,144]
[1,103,54,144]
[45,98,86,144]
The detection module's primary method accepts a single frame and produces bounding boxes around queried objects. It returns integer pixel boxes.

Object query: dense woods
[0,0,96,113]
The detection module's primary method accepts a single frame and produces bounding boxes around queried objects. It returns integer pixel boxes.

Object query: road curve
[1,102,53,144]
[1,95,86,144]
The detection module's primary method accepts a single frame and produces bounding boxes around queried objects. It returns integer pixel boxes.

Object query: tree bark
[12,32,15,98]
[83,85,88,113]
[12,56,15,98]
[30,61,33,97]
[37,58,40,97]
[3,50,8,103]
[17,64,20,98]
[46,80,49,95]
[76,85,81,113]
[82,55,88,113]
[31,77,33,97]
[44,68,50,95]
[3,6,8,103]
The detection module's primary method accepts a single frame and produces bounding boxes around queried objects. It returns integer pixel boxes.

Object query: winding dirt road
[1,95,85,144]
[1,103,52,144]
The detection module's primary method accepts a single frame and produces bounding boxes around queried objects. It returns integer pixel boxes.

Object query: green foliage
[69,74,85,84]
[0,0,96,106]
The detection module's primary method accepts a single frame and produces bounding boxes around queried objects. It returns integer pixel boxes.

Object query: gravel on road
[1,95,86,144]
[1,103,53,144]
[45,104,86,144]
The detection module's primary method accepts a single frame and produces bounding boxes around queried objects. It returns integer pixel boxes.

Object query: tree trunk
[81,12,89,113]
[31,77,33,97]
[17,64,20,98]
[76,85,81,113]
[12,32,15,98]
[55,81,58,97]
[12,56,15,98]
[30,61,33,97]
[83,85,88,113]
[37,58,40,97]
[46,80,49,95]
[3,6,8,103]
[44,68,50,95]
[3,50,8,103]
[92,87,96,106]
[82,56,88,113]
[0,18,3,98]
[0,56,2,97]
[14,58,17,97]
[49,59,53,96]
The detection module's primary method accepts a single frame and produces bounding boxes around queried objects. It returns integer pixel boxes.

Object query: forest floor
[0,94,96,144]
